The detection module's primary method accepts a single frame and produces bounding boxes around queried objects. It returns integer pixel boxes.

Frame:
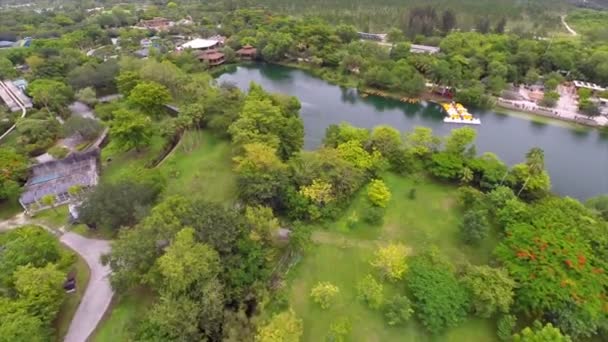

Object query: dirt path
[312,230,413,255]
[561,15,577,36]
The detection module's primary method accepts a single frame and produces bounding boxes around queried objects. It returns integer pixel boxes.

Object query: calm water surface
[218,64,608,200]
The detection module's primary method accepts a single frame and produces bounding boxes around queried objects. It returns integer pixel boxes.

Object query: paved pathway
[0,215,113,342]
[561,15,577,36]
[61,232,112,342]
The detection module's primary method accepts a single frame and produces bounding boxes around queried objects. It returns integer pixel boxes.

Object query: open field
[101,132,167,182]
[286,173,499,341]
[159,130,237,203]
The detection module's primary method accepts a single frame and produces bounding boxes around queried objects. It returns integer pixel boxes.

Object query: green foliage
[460,209,490,245]
[361,203,385,225]
[367,179,391,208]
[405,126,440,161]
[16,114,61,156]
[75,87,98,106]
[116,71,141,97]
[47,146,69,159]
[371,243,408,281]
[28,79,73,113]
[13,263,65,323]
[457,186,485,210]
[109,108,154,152]
[127,81,172,117]
[62,116,103,140]
[384,295,414,326]
[513,322,571,342]
[356,274,384,309]
[0,148,28,200]
[585,195,608,221]
[245,205,280,244]
[461,265,515,318]
[497,314,517,341]
[408,250,470,334]
[495,197,608,338]
[233,143,289,206]
[0,57,16,79]
[0,225,63,286]
[229,84,303,160]
[310,282,340,309]
[79,173,164,231]
[255,309,303,342]
[327,317,351,342]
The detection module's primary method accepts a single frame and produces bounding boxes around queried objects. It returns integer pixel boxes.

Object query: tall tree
[127,81,172,118]
[109,108,154,152]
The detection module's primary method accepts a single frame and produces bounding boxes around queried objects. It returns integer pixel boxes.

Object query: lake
[218,64,608,200]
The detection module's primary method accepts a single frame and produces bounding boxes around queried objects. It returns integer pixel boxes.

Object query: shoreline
[229,61,606,130]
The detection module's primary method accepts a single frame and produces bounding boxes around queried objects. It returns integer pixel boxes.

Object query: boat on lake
[441,102,481,125]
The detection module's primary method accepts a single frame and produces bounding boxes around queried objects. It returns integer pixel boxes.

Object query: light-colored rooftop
[410,44,440,54]
[180,38,219,50]
[573,80,605,92]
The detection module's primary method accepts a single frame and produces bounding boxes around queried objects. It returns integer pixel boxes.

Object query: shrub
[327,317,351,342]
[47,146,69,159]
[371,243,408,281]
[346,211,359,229]
[356,275,384,309]
[459,209,490,245]
[408,188,417,200]
[310,282,340,309]
[457,186,485,210]
[361,204,385,225]
[384,295,414,326]
[408,250,470,334]
[367,179,391,207]
[497,314,517,341]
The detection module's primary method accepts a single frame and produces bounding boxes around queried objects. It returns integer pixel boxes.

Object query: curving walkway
[61,232,113,342]
[0,215,113,342]
[561,15,577,36]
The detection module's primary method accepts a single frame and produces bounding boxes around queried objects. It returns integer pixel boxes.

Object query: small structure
[237,45,257,59]
[19,149,101,214]
[0,80,33,112]
[358,32,386,41]
[179,38,222,51]
[0,40,15,49]
[573,80,605,93]
[197,50,225,66]
[410,44,440,54]
[137,17,174,31]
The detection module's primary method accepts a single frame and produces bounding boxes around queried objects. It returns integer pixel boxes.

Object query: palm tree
[525,147,545,176]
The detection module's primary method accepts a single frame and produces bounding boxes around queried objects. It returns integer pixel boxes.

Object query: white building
[410,44,440,54]
[178,38,221,51]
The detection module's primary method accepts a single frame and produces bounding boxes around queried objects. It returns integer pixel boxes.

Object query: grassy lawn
[159,130,237,203]
[53,246,91,341]
[32,205,69,230]
[287,173,499,341]
[68,223,114,240]
[91,288,156,342]
[0,197,22,220]
[101,132,167,182]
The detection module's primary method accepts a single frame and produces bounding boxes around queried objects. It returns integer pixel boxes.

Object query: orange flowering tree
[495,198,608,338]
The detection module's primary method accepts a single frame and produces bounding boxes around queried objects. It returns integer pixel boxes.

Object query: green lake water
[218,64,608,200]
